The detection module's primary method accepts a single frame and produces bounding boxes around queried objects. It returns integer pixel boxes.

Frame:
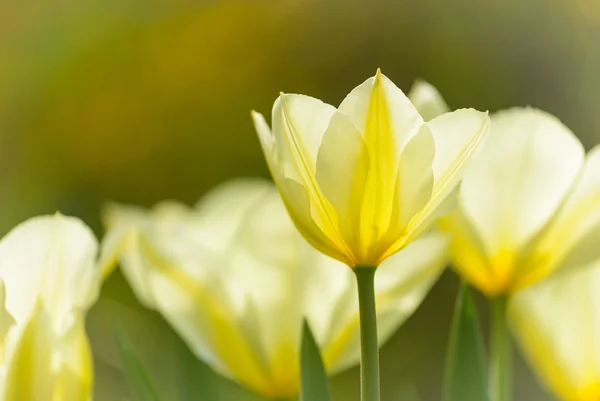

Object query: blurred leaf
[442,283,488,401]
[176,336,221,401]
[115,329,164,401]
[300,320,332,401]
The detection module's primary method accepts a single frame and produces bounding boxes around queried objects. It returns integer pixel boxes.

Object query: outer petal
[459,108,584,258]
[252,110,352,265]
[271,94,336,178]
[532,145,600,278]
[388,108,490,254]
[407,80,450,121]
[509,261,600,401]
[321,233,449,373]
[0,215,100,323]
[2,303,93,401]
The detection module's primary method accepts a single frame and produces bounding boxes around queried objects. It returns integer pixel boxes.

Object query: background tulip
[103,179,449,400]
[408,83,600,297]
[0,214,111,401]
[411,81,600,401]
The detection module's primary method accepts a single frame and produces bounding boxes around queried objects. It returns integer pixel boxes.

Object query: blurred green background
[1,0,599,400]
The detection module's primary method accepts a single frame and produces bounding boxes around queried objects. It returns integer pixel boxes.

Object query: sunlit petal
[510,261,600,401]
[395,108,490,250]
[0,215,100,322]
[460,108,583,259]
[534,145,600,276]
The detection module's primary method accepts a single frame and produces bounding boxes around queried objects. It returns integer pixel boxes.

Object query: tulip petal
[123,230,275,397]
[534,145,600,276]
[194,178,274,236]
[509,262,600,400]
[395,109,490,249]
[316,111,366,218]
[438,210,501,296]
[338,70,423,156]
[3,302,56,401]
[272,94,336,178]
[3,304,92,401]
[253,110,351,265]
[0,215,100,322]
[408,80,450,121]
[51,312,94,401]
[459,108,583,257]
[0,280,16,358]
[395,124,435,231]
[315,111,368,253]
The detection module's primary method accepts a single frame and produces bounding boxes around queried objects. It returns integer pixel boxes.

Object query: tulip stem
[355,266,380,401]
[489,295,511,401]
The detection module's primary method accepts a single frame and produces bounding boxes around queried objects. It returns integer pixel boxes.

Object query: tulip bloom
[440,110,600,296]
[0,214,110,401]
[510,260,600,401]
[251,70,489,269]
[103,179,449,399]
[408,82,600,297]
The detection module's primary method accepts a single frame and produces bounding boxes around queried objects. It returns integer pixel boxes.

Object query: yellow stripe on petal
[4,302,58,401]
[135,238,274,396]
[358,69,400,261]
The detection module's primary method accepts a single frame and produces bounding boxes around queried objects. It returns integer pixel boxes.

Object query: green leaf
[115,330,164,401]
[300,320,332,401]
[443,282,489,401]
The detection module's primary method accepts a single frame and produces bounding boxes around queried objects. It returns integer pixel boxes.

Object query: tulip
[409,83,600,296]
[439,111,600,297]
[103,179,449,400]
[251,70,489,269]
[510,260,600,401]
[0,214,111,401]
[252,71,488,401]
[410,81,600,401]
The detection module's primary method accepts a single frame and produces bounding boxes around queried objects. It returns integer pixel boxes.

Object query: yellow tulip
[510,260,600,401]
[411,81,600,296]
[0,214,113,401]
[251,70,490,268]
[102,179,450,399]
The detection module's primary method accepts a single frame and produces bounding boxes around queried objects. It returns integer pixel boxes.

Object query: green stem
[489,296,512,401]
[354,266,380,401]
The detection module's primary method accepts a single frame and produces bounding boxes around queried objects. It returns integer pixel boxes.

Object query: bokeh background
[1,0,599,400]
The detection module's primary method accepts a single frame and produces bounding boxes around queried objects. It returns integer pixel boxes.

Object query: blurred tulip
[411,81,600,296]
[510,259,600,401]
[251,69,489,268]
[102,179,449,399]
[0,214,112,401]
[407,80,450,122]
